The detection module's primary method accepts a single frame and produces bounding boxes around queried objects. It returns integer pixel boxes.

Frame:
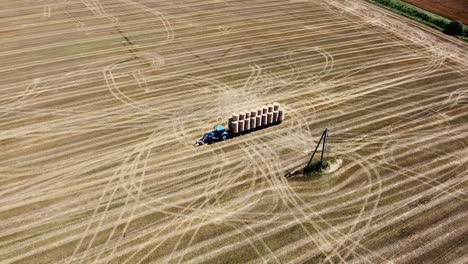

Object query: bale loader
[195,103,284,146]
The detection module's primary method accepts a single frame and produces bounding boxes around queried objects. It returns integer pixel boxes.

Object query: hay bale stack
[227,104,284,134]
[230,113,239,131]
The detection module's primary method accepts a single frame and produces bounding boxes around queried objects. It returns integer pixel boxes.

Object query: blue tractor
[196,125,230,145]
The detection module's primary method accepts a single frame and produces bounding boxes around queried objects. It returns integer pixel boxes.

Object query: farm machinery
[196,103,284,146]
[196,125,230,145]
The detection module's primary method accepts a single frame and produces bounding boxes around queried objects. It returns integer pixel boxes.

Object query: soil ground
[403,0,468,24]
[0,0,467,263]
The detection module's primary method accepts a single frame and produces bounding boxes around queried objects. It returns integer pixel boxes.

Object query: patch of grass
[287,158,338,181]
[303,160,328,178]
[365,0,467,42]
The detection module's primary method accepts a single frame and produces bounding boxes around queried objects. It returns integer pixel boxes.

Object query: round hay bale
[244,119,250,131]
[267,104,274,112]
[273,102,280,111]
[231,121,239,134]
[267,112,273,125]
[261,114,267,126]
[273,111,278,123]
[238,120,244,133]
[250,117,256,130]
[278,110,284,123]
[239,112,245,121]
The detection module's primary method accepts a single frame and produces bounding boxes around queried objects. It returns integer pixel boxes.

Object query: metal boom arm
[306,128,328,168]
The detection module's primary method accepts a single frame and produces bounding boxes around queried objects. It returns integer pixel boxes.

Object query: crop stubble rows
[0,0,467,263]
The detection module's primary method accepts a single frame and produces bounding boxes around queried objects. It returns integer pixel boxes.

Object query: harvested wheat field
[402,0,468,24]
[1,0,468,263]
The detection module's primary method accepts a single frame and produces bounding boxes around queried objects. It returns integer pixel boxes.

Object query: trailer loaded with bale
[196,103,284,146]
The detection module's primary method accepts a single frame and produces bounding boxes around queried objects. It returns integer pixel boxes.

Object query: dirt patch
[403,0,468,24]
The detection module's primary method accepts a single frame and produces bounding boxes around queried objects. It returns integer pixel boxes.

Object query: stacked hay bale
[230,113,239,134]
[244,112,250,131]
[228,103,284,135]
[238,112,245,133]
[261,105,268,127]
[250,109,257,130]
[255,108,262,130]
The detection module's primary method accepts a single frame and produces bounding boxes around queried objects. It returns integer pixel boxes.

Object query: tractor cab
[197,125,229,145]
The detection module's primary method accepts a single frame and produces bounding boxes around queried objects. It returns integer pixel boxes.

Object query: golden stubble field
[0,0,467,263]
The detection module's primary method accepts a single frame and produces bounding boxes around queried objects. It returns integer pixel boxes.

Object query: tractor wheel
[222,135,228,141]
